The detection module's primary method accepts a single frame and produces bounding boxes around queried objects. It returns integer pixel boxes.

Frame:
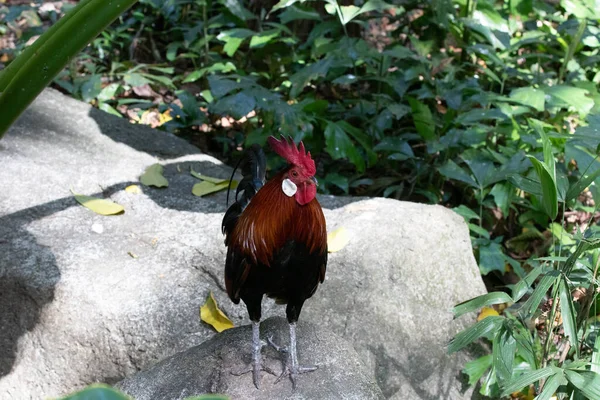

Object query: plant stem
[558,20,586,83]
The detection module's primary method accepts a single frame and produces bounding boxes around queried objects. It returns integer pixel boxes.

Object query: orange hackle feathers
[268,135,316,176]
[229,170,327,267]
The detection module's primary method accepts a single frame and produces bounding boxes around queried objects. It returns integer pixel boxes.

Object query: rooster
[222,135,327,389]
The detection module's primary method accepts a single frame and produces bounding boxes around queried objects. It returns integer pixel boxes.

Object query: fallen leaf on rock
[192,180,238,197]
[140,164,168,188]
[477,307,499,321]
[328,227,349,253]
[190,168,227,184]
[200,292,234,333]
[71,190,124,216]
[128,252,138,259]
[125,185,141,194]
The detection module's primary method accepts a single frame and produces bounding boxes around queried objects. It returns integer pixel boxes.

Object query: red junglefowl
[221,135,327,389]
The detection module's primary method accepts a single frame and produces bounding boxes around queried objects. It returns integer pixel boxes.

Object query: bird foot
[274,359,318,389]
[231,357,278,389]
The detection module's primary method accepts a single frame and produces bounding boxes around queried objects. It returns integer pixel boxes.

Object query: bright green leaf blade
[544,85,594,116]
[559,276,579,356]
[592,335,600,374]
[520,271,560,317]
[469,223,491,239]
[566,168,600,202]
[512,264,545,302]
[59,384,131,400]
[453,205,480,221]
[527,156,558,220]
[453,292,513,319]
[140,164,169,188]
[493,325,516,384]
[564,370,600,399]
[324,121,365,172]
[463,354,493,386]
[0,0,139,138]
[535,370,566,400]
[439,160,478,187]
[408,97,436,140]
[448,316,504,354]
[500,366,559,396]
[71,190,124,216]
[510,87,545,112]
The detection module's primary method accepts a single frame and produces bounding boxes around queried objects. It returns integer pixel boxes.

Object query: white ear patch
[282,178,297,197]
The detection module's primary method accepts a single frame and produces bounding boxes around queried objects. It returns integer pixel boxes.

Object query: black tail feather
[222,144,266,236]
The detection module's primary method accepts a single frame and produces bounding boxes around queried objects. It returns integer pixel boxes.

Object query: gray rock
[0,88,486,399]
[116,316,384,400]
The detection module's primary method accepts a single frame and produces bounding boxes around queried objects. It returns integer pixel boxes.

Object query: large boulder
[116,317,385,399]
[0,88,486,399]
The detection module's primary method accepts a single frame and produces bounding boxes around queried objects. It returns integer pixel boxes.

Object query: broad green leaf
[469,223,491,239]
[448,316,504,354]
[592,335,600,374]
[463,355,492,386]
[535,370,566,400]
[527,156,558,220]
[453,292,513,319]
[59,385,130,400]
[200,291,234,333]
[212,92,256,120]
[566,167,600,202]
[81,74,103,103]
[479,241,507,275]
[408,97,436,140]
[289,58,333,98]
[140,164,169,188]
[550,222,576,246]
[439,160,478,187]
[561,0,599,19]
[452,205,480,222]
[337,120,377,165]
[520,271,560,317]
[559,276,579,356]
[493,325,516,384]
[500,366,559,396]
[510,87,545,112]
[324,121,365,172]
[328,227,349,253]
[564,370,600,399]
[544,85,594,116]
[249,29,280,48]
[508,174,543,197]
[192,181,237,197]
[490,182,514,217]
[71,190,124,216]
[279,5,321,24]
[512,264,545,302]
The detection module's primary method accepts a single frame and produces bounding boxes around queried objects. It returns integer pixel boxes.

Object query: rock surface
[116,317,384,400]
[0,88,486,399]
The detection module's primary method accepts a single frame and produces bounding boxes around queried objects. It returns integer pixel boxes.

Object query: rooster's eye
[291,170,298,177]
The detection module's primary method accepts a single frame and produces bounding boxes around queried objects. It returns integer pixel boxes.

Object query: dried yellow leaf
[192,180,238,197]
[125,185,141,194]
[140,164,168,188]
[200,292,234,333]
[71,190,124,216]
[477,307,499,321]
[328,227,349,253]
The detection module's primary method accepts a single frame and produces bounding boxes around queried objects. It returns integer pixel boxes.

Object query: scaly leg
[271,322,317,389]
[231,321,276,388]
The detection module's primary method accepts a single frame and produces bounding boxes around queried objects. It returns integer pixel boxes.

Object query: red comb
[268,135,316,176]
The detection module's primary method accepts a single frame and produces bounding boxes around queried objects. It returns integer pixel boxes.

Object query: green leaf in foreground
[71,190,124,215]
[453,292,513,319]
[140,164,169,188]
[559,276,579,356]
[500,366,560,396]
[564,370,600,400]
[59,384,131,400]
[407,97,436,140]
[190,169,228,184]
[448,316,503,354]
[527,156,558,220]
[463,354,492,386]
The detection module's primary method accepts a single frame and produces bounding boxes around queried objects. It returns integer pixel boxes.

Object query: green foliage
[4,0,600,397]
[57,384,229,400]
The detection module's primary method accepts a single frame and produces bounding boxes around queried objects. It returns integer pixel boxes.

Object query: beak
[311,176,318,186]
